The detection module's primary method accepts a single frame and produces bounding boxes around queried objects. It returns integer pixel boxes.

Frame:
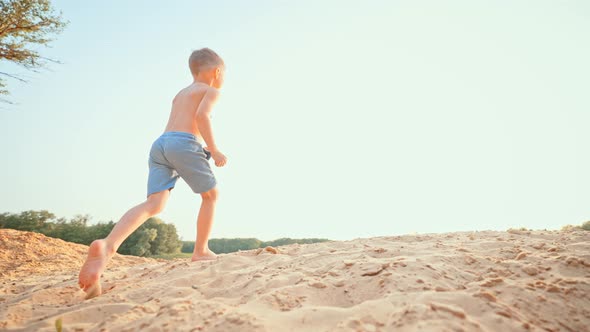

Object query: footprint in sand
[480,277,503,287]
[473,291,497,302]
[522,265,539,276]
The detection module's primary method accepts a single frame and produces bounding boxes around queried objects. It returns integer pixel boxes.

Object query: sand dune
[0,228,589,331]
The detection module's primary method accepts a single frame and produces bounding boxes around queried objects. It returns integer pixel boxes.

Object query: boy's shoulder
[187,83,220,99]
[191,82,219,92]
[175,83,217,102]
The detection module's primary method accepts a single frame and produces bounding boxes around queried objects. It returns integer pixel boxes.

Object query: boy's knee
[200,186,218,201]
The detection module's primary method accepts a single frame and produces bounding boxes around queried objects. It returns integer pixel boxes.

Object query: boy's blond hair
[189,48,225,76]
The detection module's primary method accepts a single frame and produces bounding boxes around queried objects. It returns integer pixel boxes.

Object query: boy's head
[189,48,225,89]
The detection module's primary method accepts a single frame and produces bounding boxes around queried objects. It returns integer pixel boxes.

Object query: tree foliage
[118,217,183,256]
[0,0,68,102]
[0,210,182,257]
[144,218,183,255]
[0,209,333,257]
[181,237,331,254]
[119,227,158,257]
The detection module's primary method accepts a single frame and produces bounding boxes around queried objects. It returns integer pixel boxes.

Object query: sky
[1,0,588,242]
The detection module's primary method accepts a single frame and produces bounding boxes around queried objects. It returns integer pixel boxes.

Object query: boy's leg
[191,185,219,261]
[163,134,218,261]
[78,189,171,298]
[104,189,171,252]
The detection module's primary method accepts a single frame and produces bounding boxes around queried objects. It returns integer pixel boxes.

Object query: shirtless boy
[78,47,228,299]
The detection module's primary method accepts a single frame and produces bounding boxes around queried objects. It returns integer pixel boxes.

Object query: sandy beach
[0,228,588,331]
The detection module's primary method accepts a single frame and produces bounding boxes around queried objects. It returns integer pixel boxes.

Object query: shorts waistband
[160,131,197,140]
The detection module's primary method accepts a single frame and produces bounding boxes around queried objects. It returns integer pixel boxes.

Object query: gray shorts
[147,131,216,198]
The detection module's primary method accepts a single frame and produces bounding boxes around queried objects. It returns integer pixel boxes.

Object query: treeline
[181,237,331,254]
[0,210,182,257]
[0,210,332,257]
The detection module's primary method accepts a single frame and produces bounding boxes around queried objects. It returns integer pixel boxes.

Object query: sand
[0,228,589,331]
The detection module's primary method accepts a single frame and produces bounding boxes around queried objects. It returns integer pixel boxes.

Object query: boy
[78,47,228,299]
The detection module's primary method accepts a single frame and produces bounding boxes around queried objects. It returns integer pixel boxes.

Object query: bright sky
[1,0,588,242]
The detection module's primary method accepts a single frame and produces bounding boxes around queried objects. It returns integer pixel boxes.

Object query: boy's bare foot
[191,247,218,261]
[78,239,111,299]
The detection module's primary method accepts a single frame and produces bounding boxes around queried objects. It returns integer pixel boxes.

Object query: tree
[125,228,157,257]
[115,217,183,257]
[145,217,182,255]
[208,238,261,254]
[0,209,56,231]
[181,237,332,254]
[58,213,92,244]
[0,209,184,257]
[181,241,196,253]
[86,220,116,241]
[0,0,68,103]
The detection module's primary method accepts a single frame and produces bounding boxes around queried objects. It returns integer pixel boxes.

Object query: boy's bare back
[163,80,225,168]
[164,82,218,141]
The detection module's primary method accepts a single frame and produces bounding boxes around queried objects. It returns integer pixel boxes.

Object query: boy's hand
[204,147,227,167]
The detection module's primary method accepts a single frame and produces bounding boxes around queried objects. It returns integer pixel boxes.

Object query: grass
[55,317,62,332]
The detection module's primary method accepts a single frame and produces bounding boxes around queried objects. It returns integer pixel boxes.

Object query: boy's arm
[195,87,221,152]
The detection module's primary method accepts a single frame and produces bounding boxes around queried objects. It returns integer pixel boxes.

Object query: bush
[561,224,581,232]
